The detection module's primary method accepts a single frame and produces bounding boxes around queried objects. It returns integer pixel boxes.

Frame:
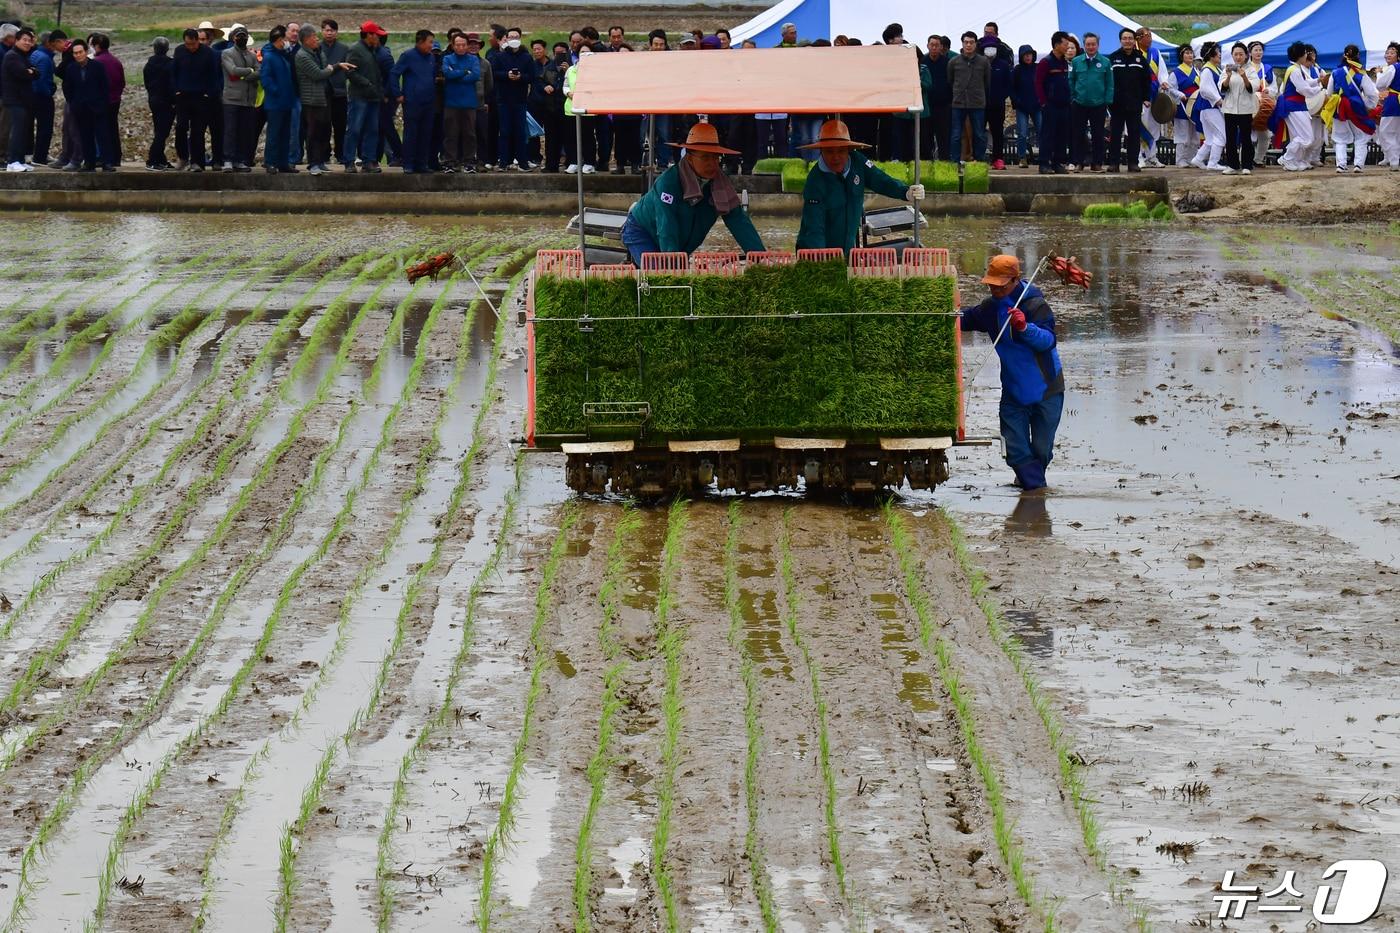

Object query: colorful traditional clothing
[1168,62,1200,164]
[1270,62,1321,170]
[1190,61,1226,170]
[1377,61,1400,169]
[1139,46,1171,165]
[1330,59,1379,171]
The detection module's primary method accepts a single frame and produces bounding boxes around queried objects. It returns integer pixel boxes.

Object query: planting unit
[524,247,969,495]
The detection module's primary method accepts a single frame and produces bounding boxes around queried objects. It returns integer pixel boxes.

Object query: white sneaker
[1241,168,1251,175]
[581,164,596,174]
[1221,167,1237,175]
[1149,157,1164,168]
[565,163,579,174]
[1352,164,1363,173]
[1336,165,1348,173]
[6,162,32,172]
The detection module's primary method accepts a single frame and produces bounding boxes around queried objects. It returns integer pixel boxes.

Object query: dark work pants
[442,106,476,167]
[207,99,223,167]
[303,104,330,166]
[264,108,292,169]
[613,114,643,169]
[1108,102,1143,167]
[6,104,29,165]
[31,97,54,163]
[176,94,209,165]
[986,98,1007,161]
[329,95,347,163]
[756,118,787,158]
[401,100,433,172]
[541,109,564,170]
[74,106,100,167]
[1223,112,1254,170]
[99,103,121,166]
[1039,105,1069,168]
[1070,102,1106,166]
[931,102,952,160]
[223,104,255,165]
[148,102,173,165]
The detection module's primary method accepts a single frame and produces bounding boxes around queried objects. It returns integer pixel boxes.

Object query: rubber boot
[1011,460,1046,491]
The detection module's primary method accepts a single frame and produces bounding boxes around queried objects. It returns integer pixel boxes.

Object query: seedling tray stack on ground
[530,249,960,444]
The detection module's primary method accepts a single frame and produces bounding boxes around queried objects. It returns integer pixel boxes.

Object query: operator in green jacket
[795,119,926,254]
[621,122,766,264]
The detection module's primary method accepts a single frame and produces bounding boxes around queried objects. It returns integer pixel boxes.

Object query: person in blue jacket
[259,26,298,172]
[391,29,437,173]
[439,33,480,172]
[961,254,1064,491]
[1010,45,1040,167]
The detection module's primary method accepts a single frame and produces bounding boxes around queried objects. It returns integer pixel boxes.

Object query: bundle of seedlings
[533,257,960,440]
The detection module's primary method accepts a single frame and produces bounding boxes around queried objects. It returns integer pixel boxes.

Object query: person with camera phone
[490,26,537,170]
[1219,42,1256,174]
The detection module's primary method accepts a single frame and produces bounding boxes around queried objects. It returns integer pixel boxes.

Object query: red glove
[1009,308,1027,333]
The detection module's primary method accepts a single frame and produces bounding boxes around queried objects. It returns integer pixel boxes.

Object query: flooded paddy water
[0,212,1394,932]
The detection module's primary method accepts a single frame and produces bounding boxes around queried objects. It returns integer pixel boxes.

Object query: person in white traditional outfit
[1190,41,1227,170]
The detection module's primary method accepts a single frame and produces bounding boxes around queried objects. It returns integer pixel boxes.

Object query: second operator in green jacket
[795,119,925,253]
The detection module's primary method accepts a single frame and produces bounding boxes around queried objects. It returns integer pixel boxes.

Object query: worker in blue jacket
[961,254,1064,491]
[794,119,923,254]
[391,29,438,173]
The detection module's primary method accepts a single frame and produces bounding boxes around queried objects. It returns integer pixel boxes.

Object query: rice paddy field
[0,215,1397,933]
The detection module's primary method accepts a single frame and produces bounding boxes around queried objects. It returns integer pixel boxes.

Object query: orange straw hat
[799,119,872,150]
[666,122,742,155]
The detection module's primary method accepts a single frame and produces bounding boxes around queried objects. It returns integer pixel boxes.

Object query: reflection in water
[1004,493,1052,538]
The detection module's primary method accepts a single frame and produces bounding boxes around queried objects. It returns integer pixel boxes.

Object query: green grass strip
[0,245,160,382]
[0,243,422,932]
[778,508,847,904]
[646,498,690,932]
[723,501,780,931]
[0,239,282,512]
[371,246,544,932]
[85,238,480,933]
[475,502,580,932]
[0,244,414,753]
[267,241,544,933]
[0,239,235,435]
[882,504,1053,932]
[0,240,379,640]
[940,513,1155,933]
[571,504,642,932]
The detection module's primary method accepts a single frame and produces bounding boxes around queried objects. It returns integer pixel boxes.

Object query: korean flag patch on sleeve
[660,191,675,204]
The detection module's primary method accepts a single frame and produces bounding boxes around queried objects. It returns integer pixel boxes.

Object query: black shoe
[281,166,299,174]
[1053,165,1069,174]
[362,165,382,174]
[1126,164,1141,173]
[1038,166,1053,174]
[1107,164,1120,173]
[611,166,626,174]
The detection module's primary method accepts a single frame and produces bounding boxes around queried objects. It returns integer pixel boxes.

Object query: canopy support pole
[913,110,922,247]
[576,114,587,259]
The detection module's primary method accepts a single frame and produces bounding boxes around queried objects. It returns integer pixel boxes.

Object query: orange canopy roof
[570,45,924,115]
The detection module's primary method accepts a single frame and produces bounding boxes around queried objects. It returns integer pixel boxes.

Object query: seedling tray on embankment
[530,253,961,444]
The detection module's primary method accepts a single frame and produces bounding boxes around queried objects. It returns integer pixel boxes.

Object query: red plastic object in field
[796,248,845,264]
[849,247,899,277]
[640,252,690,273]
[745,251,796,267]
[902,247,951,277]
[690,252,742,275]
[536,249,584,279]
[589,263,638,280]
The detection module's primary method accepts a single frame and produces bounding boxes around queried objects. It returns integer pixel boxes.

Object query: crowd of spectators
[2,16,1396,175]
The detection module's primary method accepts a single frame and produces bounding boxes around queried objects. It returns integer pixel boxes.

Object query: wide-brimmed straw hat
[798,119,871,150]
[666,122,741,155]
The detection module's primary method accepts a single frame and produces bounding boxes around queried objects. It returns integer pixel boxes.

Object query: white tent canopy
[1193,0,1397,68]
[730,0,1161,53]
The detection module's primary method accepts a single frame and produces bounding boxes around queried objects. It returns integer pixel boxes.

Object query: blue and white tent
[1192,0,1398,68]
[730,0,1161,53]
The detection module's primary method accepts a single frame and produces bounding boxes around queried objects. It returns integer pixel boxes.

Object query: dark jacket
[320,37,349,97]
[985,45,1013,105]
[927,52,952,106]
[1,47,35,108]
[1011,46,1039,113]
[795,152,908,254]
[947,51,991,109]
[1035,52,1071,108]
[490,45,534,103]
[961,282,1064,405]
[94,49,124,106]
[530,55,565,113]
[628,163,765,256]
[30,46,56,98]
[345,41,381,101]
[1109,47,1152,107]
[143,52,174,107]
[171,42,219,97]
[374,43,393,100]
[441,51,480,108]
[390,47,436,105]
[57,55,108,111]
[294,45,334,107]
[258,42,297,111]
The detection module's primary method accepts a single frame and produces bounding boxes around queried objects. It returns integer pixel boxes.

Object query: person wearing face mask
[1376,42,1400,171]
[980,34,1013,168]
[219,25,258,171]
[620,122,765,263]
[491,27,536,170]
[795,120,924,254]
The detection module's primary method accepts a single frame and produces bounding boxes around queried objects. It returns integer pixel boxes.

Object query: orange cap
[981,254,1021,286]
